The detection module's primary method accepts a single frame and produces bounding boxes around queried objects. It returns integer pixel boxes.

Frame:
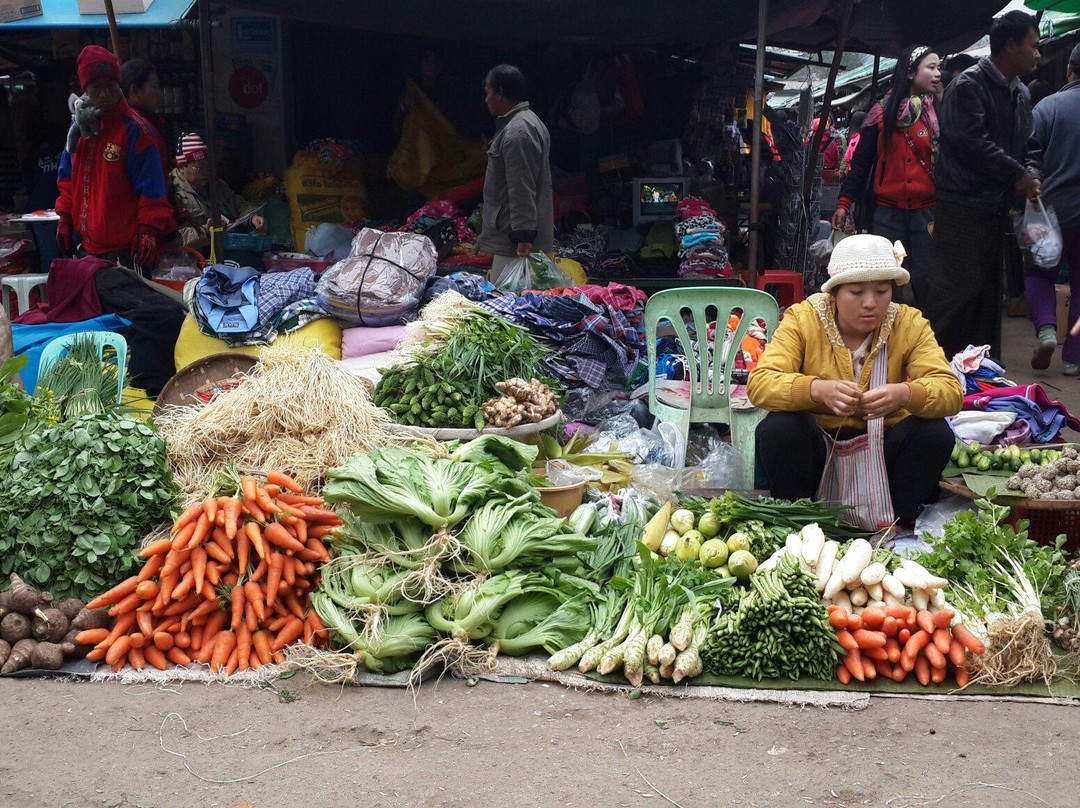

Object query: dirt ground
[2,675,1079,808]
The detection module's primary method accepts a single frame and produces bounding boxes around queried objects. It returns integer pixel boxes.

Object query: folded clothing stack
[555,229,608,277]
[674,197,730,279]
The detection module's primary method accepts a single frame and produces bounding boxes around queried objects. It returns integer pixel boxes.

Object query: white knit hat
[821,234,911,293]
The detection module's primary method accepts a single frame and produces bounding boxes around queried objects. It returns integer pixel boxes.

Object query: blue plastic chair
[645,287,780,489]
[37,331,128,405]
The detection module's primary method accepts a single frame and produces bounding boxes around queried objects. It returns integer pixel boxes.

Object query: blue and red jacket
[56,98,176,256]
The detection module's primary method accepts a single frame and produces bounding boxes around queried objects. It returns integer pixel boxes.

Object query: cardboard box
[76,0,154,14]
[0,1,43,23]
[1057,284,1070,345]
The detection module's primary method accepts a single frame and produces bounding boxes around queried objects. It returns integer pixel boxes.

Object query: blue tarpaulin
[0,0,194,28]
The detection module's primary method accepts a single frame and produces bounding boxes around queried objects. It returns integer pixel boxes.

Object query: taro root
[32,609,70,644]
[7,574,50,619]
[70,607,109,632]
[30,642,64,671]
[1,612,32,645]
[1,638,37,674]
[55,598,86,623]
[61,629,90,660]
[0,639,10,669]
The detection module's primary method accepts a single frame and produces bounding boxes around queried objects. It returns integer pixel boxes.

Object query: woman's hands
[859,383,910,421]
[811,379,863,417]
[810,380,910,420]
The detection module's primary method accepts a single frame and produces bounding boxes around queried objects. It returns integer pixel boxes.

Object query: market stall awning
[0,0,195,28]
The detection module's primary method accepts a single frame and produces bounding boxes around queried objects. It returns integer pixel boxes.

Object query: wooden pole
[747,0,768,281]
[871,49,881,100]
[103,0,122,61]
[803,0,855,202]
[198,0,224,262]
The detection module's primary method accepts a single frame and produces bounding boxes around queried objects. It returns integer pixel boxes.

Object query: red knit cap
[77,45,121,91]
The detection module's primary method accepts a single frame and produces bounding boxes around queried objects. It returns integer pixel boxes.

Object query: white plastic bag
[1015,197,1063,269]
[681,440,744,491]
[491,254,572,294]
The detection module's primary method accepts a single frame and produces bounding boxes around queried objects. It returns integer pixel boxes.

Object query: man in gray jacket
[1025,43,1080,374]
[478,65,554,275]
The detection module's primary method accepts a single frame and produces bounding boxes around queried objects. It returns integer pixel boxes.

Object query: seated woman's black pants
[755,411,955,528]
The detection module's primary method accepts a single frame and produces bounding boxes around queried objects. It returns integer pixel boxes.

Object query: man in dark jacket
[923,11,1042,360]
[477,64,554,277]
[1024,44,1080,374]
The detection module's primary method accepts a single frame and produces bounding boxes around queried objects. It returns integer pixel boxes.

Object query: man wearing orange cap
[55,45,176,270]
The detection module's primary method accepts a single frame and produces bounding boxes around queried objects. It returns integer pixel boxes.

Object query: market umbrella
[1026,0,1080,11]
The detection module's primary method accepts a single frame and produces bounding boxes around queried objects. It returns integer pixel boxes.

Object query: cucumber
[957,451,970,468]
[951,443,961,462]
[976,455,992,471]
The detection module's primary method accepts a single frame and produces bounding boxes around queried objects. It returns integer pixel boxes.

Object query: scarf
[865,93,939,143]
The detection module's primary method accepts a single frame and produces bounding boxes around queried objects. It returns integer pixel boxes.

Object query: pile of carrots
[74,471,341,675]
[828,605,986,688]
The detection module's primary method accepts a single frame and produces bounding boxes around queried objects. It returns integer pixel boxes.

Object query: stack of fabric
[950,344,1015,394]
[481,282,646,390]
[674,197,730,279]
[555,229,608,277]
[962,384,1080,445]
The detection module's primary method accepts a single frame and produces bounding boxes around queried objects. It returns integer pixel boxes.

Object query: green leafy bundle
[35,334,125,420]
[702,554,841,681]
[0,415,178,602]
[916,498,1069,621]
[1,356,54,462]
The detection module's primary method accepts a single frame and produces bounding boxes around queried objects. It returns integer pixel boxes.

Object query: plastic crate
[1005,505,1080,553]
[223,232,275,252]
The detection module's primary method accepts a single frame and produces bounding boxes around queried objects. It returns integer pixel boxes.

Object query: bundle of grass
[155,343,402,494]
[36,333,124,419]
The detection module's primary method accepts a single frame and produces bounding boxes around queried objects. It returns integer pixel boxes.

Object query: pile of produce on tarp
[0,574,101,673]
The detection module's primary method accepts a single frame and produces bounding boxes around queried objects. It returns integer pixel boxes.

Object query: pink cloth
[542,282,646,311]
[964,384,1080,433]
[341,325,407,360]
[14,256,111,325]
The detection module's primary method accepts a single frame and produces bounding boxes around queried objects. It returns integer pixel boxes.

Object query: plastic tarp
[0,0,195,28]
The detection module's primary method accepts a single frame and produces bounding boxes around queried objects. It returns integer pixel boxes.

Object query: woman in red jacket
[832,46,942,305]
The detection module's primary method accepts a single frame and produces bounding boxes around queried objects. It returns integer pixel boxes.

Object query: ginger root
[482,378,558,427]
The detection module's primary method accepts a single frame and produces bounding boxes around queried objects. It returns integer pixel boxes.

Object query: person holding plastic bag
[747,235,963,530]
[476,65,554,277]
[1025,44,1080,374]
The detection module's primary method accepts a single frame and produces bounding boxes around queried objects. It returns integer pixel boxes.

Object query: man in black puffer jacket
[924,10,1042,360]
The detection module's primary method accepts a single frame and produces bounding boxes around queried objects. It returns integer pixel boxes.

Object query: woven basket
[152,353,258,420]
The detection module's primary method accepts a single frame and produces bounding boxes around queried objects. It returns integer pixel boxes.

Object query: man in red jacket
[55,46,175,270]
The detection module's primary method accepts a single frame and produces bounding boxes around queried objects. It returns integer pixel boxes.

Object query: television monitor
[633,177,690,226]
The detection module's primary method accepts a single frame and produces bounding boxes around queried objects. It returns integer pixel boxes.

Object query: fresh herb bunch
[35,334,125,420]
[0,356,57,463]
[916,498,1069,621]
[0,414,178,602]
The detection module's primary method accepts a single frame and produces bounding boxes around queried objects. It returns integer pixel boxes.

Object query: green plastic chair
[645,287,780,489]
[37,331,128,404]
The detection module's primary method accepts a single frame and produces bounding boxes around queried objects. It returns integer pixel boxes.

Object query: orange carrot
[272,617,305,651]
[271,651,286,665]
[108,592,144,617]
[932,609,955,629]
[873,659,894,679]
[136,608,155,637]
[200,610,229,651]
[863,645,889,661]
[898,628,912,644]
[171,501,204,535]
[244,580,266,621]
[85,647,107,661]
[282,555,297,587]
[137,552,167,583]
[171,520,197,552]
[853,629,887,649]
[891,663,908,683]
[305,537,331,564]
[142,645,167,670]
[237,623,251,671]
[245,602,258,633]
[236,527,251,578]
[256,486,281,513]
[884,638,902,664]
[902,630,931,670]
[140,537,173,558]
[97,612,137,650]
[836,629,859,651]
[153,631,175,651]
[161,546,191,578]
[230,585,246,632]
[167,647,192,666]
[267,614,290,633]
[188,546,206,597]
[952,623,986,655]
[205,561,222,587]
[205,542,231,566]
[914,654,931,686]
[264,484,282,496]
[843,649,865,682]
[106,635,133,666]
[265,553,284,608]
[75,628,109,646]
[225,647,240,676]
[948,638,967,667]
[925,643,947,670]
[245,521,267,561]
[916,610,936,635]
[129,632,146,649]
[307,610,328,647]
[252,630,273,665]
[264,522,305,554]
[211,526,233,558]
[86,576,140,610]
[931,664,947,684]
[241,474,258,502]
[190,625,205,652]
[174,631,191,649]
[292,517,309,545]
[168,569,195,602]
[302,617,315,646]
[284,591,305,621]
[249,558,268,583]
[267,470,304,492]
[203,496,218,524]
[277,493,323,506]
[128,646,146,670]
[861,606,886,629]
[223,497,241,540]
[846,613,863,631]
[242,497,267,525]
[134,579,159,600]
[954,666,970,688]
[885,604,911,621]
[881,616,899,637]
[932,628,952,655]
[861,655,877,680]
[211,630,237,671]
[308,525,338,539]
[300,505,341,524]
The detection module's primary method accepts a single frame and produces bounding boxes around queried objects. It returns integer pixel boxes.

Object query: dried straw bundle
[156,343,396,494]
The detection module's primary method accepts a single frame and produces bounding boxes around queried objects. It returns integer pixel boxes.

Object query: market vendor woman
[168,132,264,253]
[747,234,964,529]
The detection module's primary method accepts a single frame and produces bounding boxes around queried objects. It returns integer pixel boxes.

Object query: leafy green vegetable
[487,592,591,655]
[35,334,125,420]
[0,356,55,462]
[916,498,1068,621]
[0,414,177,602]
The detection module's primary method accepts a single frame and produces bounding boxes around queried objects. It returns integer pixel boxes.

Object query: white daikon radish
[880,573,905,599]
[836,539,873,585]
[758,548,787,572]
[866,582,883,602]
[869,600,887,610]
[912,588,930,611]
[784,533,802,558]
[823,568,847,599]
[930,587,946,609]
[831,590,853,612]
[899,559,949,589]
[883,593,906,607]
[814,541,839,592]
[850,587,869,607]
[800,523,825,567]
[859,562,887,587]
[894,566,928,590]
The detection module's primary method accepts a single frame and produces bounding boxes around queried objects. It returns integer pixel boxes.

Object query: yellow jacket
[747,293,964,433]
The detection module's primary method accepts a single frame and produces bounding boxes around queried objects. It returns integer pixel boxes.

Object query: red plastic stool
[755,270,805,308]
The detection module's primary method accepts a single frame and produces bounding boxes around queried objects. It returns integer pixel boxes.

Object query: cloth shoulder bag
[815,343,896,530]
